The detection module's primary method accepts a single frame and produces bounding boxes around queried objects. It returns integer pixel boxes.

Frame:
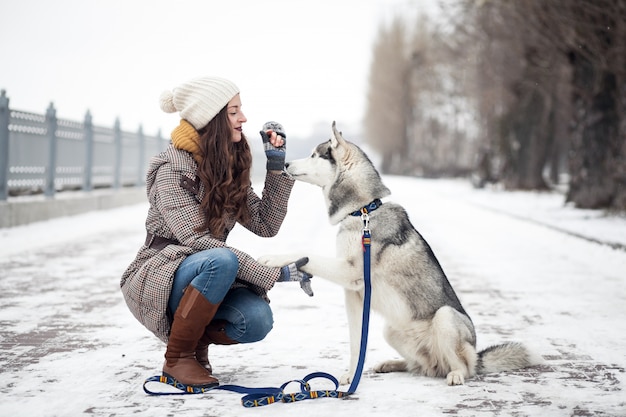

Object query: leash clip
[360,209,370,232]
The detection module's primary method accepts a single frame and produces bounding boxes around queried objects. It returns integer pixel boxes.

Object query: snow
[1,176,625,416]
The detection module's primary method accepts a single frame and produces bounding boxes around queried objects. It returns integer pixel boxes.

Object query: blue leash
[143,371,349,406]
[143,208,374,407]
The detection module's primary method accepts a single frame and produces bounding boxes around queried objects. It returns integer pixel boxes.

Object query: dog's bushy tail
[476,342,541,374]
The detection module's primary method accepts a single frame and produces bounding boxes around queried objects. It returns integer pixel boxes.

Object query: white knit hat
[159,76,240,130]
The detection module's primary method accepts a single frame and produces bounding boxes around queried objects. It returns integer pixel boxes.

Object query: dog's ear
[331,121,346,149]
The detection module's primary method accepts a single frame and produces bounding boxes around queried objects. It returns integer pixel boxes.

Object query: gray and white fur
[259,122,540,385]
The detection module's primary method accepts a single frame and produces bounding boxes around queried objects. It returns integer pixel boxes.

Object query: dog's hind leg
[373,322,426,375]
[374,359,408,373]
[444,341,477,385]
[374,308,478,385]
[430,307,478,386]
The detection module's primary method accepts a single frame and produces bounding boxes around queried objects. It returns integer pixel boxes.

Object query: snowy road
[0,177,624,416]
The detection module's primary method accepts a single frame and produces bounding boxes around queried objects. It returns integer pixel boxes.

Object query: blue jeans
[168,248,273,344]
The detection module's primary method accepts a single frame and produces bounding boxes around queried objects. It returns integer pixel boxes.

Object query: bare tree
[407,16,477,177]
[364,18,410,174]
[366,12,480,177]
[451,0,571,190]
[365,0,625,210]
[461,0,626,207]
[561,1,626,209]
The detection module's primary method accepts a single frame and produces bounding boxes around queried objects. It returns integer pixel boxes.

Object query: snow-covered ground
[0,176,625,416]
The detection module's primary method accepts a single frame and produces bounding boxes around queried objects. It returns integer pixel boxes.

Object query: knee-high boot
[195,320,239,373]
[163,286,220,387]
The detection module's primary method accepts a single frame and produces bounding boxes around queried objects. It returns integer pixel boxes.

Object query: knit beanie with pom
[159,76,240,130]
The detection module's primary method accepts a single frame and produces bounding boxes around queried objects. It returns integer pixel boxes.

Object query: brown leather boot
[163,286,220,388]
[195,320,239,373]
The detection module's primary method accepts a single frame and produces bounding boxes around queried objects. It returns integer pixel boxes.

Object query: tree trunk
[499,46,554,191]
[566,52,625,209]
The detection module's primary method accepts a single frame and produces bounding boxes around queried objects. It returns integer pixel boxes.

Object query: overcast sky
[1,0,440,139]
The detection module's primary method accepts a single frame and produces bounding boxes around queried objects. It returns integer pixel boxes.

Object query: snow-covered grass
[0,176,624,417]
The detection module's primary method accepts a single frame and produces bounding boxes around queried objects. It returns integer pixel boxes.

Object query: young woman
[120,76,312,388]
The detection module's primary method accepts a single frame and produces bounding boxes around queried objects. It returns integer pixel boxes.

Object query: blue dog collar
[350,199,383,217]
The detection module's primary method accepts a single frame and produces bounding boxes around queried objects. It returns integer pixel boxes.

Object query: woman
[120,76,312,389]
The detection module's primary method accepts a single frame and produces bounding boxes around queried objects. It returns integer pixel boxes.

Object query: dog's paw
[339,372,352,385]
[446,370,465,386]
[373,359,408,373]
[257,254,301,267]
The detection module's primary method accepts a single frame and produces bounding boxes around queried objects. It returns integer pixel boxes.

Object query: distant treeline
[365,0,626,210]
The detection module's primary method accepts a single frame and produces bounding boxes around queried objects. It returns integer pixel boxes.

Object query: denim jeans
[168,248,273,343]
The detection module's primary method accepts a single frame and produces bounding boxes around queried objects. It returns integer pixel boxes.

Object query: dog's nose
[284,162,290,168]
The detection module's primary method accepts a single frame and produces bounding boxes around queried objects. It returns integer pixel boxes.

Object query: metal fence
[0,89,169,201]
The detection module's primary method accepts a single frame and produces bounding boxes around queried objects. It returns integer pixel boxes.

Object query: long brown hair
[195,107,252,238]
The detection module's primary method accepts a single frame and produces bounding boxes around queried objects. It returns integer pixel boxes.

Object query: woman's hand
[277,257,314,297]
[267,130,285,147]
[260,121,286,172]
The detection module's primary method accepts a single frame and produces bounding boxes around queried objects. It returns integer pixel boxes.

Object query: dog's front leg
[257,253,308,268]
[340,288,364,385]
[258,254,363,291]
[303,256,364,291]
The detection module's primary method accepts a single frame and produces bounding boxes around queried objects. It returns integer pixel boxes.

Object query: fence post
[0,90,9,201]
[83,110,94,191]
[44,102,58,198]
[113,118,121,189]
[137,124,144,186]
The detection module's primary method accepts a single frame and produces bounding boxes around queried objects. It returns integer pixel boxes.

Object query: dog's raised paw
[257,255,275,266]
[257,255,287,267]
[257,254,302,267]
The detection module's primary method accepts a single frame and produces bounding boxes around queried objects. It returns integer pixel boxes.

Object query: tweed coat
[120,143,295,343]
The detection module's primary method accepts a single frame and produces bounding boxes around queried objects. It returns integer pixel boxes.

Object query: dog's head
[286,121,390,224]
[284,121,348,188]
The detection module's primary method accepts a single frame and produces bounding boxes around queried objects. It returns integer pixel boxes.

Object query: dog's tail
[476,342,541,374]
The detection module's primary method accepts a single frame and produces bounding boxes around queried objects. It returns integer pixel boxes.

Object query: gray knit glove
[278,257,313,296]
[259,121,286,171]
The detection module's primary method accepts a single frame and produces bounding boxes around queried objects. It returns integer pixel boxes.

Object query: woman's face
[227,94,247,142]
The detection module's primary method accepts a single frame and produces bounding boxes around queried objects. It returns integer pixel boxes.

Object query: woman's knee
[208,248,239,278]
[218,290,274,343]
[189,248,239,302]
[245,302,274,341]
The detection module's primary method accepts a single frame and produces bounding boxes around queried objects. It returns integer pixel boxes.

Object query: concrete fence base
[0,187,147,228]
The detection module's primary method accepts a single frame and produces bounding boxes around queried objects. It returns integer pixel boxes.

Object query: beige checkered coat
[120,144,295,343]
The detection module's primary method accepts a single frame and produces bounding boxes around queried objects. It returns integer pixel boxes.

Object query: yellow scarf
[171,119,203,164]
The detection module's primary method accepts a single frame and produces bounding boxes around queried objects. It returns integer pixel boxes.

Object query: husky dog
[259,122,539,386]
